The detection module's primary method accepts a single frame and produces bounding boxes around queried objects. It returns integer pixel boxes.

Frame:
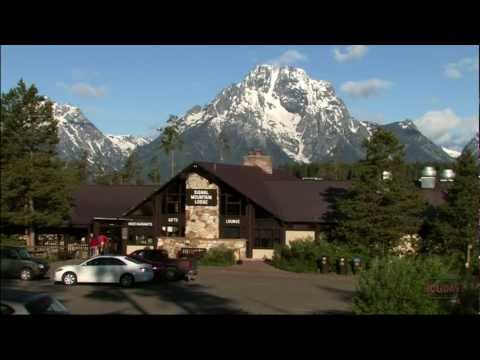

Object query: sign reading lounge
[186,189,217,206]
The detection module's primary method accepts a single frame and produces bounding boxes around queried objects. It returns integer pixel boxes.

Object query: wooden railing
[177,247,207,259]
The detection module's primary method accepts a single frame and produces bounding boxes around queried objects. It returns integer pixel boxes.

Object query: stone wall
[157,237,247,260]
[185,173,219,240]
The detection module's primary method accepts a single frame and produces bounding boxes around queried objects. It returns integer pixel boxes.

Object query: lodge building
[27,151,447,260]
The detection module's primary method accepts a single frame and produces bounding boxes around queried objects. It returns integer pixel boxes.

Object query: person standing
[88,233,99,257]
[98,234,108,255]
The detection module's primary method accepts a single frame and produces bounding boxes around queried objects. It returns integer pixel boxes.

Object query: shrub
[272,240,319,272]
[352,256,454,314]
[198,245,235,267]
[0,234,26,247]
[272,239,373,273]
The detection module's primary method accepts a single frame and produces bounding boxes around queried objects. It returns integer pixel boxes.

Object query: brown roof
[123,161,448,224]
[69,185,157,227]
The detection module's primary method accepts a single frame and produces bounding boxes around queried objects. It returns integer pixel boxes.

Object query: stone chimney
[243,149,272,174]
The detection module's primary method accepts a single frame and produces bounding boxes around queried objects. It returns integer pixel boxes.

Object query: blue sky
[1,45,478,150]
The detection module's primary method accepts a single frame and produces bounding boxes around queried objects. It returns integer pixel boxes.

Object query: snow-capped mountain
[52,102,150,170]
[107,135,151,157]
[135,64,453,177]
[178,65,373,163]
[442,147,462,159]
[380,119,452,163]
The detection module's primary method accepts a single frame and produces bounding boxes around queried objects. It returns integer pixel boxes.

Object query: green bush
[0,234,26,247]
[198,245,236,267]
[352,256,454,314]
[271,239,372,273]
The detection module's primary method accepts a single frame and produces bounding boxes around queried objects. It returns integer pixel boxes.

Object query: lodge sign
[128,221,153,227]
[225,218,240,225]
[186,189,217,206]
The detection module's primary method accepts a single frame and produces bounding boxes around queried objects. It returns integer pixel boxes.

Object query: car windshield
[18,248,32,260]
[25,296,69,315]
[125,257,143,265]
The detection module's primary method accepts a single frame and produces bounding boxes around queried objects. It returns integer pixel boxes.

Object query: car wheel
[20,267,33,281]
[165,268,177,281]
[120,274,134,288]
[62,272,77,286]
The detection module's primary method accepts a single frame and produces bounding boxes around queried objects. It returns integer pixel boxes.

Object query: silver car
[1,289,70,315]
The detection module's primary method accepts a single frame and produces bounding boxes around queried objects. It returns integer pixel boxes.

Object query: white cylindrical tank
[422,166,437,177]
[441,169,455,179]
[382,171,392,181]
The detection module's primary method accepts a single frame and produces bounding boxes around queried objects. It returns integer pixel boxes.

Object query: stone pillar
[185,173,219,240]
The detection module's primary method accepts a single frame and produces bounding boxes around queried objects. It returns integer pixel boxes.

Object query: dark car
[0,246,50,280]
[1,289,70,315]
[128,249,197,281]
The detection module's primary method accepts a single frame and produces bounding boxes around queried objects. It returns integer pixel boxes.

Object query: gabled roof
[70,185,157,226]
[122,161,448,224]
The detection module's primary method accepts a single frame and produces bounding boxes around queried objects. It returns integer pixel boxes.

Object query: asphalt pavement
[1,260,357,314]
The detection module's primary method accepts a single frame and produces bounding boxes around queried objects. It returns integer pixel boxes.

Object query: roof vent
[420,166,436,189]
[439,169,455,182]
[382,171,392,181]
[422,166,437,177]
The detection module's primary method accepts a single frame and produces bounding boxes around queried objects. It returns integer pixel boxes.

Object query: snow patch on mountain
[178,64,371,163]
[442,147,461,158]
[51,102,151,170]
[107,135,151,156]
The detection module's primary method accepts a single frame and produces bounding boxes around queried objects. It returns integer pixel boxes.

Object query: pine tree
[147,155,162,184]
[335,128,426,257]
[0,80,74,246]
[121,151,142,184]
[425,150,480,257]
[218,130,230,162]
[159,115,183,178]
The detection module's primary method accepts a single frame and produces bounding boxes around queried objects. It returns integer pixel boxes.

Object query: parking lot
[1,260,357,314]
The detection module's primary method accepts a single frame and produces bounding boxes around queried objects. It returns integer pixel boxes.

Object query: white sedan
[54,256,154,287]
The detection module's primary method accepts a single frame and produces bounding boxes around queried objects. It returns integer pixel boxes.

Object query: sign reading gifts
[186,189,217,206]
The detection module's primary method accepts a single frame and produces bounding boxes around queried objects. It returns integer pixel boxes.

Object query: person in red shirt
[89,233,99,257]
[98,234,109,255]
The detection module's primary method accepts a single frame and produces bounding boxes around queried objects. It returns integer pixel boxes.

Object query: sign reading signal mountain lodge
[186,189,217,206]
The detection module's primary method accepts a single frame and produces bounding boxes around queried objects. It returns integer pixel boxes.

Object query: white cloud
[268,50,308,66]
[333,45,368,62]
[341,79,394,98]
[414,108,478,150]
[70,82,107,98]
[443,56,479,79]
[57,81,107,98]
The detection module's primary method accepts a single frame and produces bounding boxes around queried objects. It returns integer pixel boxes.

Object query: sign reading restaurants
[186,189,217,206]
[128,221,153,227]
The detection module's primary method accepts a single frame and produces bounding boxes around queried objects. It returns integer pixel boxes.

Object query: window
[25,296,68,314]
[254,229,281,249]
[161,182,186,215]
[86,258,107,266]
[104,258,126,266]
[145,250,169,261]
[1,304,14,315]
[128,234,154,246]
[160,225,183,237]
[1,249,19,259]
[222,226,241,239]
[221,192,245,216]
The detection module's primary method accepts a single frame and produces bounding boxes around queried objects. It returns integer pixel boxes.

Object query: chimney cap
[249,149,264,156]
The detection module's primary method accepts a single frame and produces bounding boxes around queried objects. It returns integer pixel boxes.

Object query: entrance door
[99,226,122,255]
